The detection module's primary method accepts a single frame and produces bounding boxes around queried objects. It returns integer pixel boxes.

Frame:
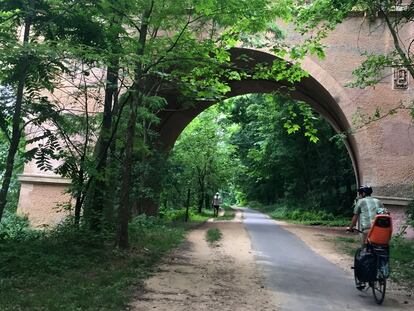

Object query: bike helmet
[358,185,373,195]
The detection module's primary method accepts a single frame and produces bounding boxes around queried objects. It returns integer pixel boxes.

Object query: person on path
[347,185,385,245]
[212,192,221,217]
[347,185,389,291]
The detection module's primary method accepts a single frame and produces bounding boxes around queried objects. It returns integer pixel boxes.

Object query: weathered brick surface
[18,182,70,228]
[312,17,414,200]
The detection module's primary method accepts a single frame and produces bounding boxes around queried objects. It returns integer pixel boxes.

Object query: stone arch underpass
[157,48,360,179]
[157,49,413,237]
[17,17,414,235]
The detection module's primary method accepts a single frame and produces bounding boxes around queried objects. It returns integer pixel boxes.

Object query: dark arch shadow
[156,48,360,184]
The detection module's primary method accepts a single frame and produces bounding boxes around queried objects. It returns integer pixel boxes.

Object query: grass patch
[188,208,214,222]
[0,215,189,311]
[160,207,214,223]
[215,205,236,221]
[206,228,222,244]
[334,235,360,256]
[336,236,359,244]
[250,201,349,227]
[390,238,414,288]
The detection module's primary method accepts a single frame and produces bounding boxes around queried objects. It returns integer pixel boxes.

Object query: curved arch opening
[157,48,360,185]
[161,92,357,221]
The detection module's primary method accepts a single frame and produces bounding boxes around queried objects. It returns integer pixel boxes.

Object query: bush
[406,200,414,227]
[390,237,414,287]
[158,206,215,222]
[130,214,166,231]
[290,209,302,220]
[159,206,190,221]
[0,211,39,241]
[129,214,185,250]
[206,228,222,244]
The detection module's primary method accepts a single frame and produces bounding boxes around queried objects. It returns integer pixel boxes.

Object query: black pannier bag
[355,248,377,282]
[372,245,390,278]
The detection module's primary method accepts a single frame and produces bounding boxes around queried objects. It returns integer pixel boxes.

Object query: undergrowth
[390,237,414,288]
[249,201,349,226]
[0,214,192,311]
[159,207,213,222]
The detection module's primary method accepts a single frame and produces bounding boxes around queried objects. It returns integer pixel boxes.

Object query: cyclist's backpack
[355,249,377,282]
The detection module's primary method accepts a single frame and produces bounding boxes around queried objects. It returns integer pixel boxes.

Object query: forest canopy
[161,94,356,222]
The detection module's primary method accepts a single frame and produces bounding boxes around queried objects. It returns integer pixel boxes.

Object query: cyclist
[347,185,385,246]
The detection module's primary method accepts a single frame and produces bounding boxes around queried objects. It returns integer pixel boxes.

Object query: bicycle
[347,214,392,305]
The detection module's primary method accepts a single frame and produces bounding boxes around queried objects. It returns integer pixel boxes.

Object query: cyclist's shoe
[356,282,366,291]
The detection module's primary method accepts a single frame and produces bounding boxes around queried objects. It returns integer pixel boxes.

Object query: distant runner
[212,192,222,217]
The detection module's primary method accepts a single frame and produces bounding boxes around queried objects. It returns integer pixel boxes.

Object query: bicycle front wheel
[372,278,386,304]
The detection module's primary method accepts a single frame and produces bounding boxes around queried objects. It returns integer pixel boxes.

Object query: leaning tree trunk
[0,0,34,222]
[87,62,119,230]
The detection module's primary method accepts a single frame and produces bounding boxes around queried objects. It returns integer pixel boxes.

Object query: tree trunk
[116,2,153,248]
[185,187,190,222]
[87,62,119,230]
[74,165,85,226]
[116,94,138,249]
[198,182,205,213]
[104,79,122,222]
[138,197,158,216]
[204,193,209,209]
[0,0,34,222]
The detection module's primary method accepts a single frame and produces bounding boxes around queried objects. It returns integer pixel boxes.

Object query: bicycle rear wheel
[372,278,386,304]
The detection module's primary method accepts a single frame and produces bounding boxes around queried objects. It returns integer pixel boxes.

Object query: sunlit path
[242,208,409,311]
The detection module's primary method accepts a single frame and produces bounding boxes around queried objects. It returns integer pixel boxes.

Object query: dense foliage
[1,0,330,248]
[0,1,413,308]
[228,94,355,215]
[0,0,410,261]
[162,94,356,219]
[160,106,237,213]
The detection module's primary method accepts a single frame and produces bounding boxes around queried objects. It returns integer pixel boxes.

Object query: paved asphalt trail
[242,208,408,311]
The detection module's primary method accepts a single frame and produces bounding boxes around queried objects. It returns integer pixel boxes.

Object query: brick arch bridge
[157,47,360,181]
[17,16,414,233]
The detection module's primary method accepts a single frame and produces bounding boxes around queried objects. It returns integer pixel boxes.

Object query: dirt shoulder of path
[131,210,276,311]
